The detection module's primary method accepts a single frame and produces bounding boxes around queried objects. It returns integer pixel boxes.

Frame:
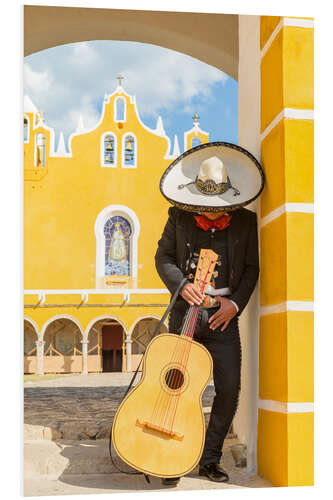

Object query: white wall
[233,14,261,474]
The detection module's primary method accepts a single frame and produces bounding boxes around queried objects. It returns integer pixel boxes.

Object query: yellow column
[258,16,314,486]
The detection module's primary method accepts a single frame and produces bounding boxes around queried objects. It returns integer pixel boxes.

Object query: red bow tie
[194,214,232,231]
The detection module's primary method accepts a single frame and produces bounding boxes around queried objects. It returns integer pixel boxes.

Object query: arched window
[114,97,126,122]
[104,216,132,276]
[24,116,29,143]
[35,133,46,166]
[191,137,201,148]
[122,134,137,168]
[101,133,116,167]
[95,205,140,288]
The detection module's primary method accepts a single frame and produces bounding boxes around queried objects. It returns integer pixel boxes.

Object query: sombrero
[160,142,265,213]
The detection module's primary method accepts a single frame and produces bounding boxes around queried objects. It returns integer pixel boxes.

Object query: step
[24,438,273,496]
[24,439,119,478]
[24,406,236,441]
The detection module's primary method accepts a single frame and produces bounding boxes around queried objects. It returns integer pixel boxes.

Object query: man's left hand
[208,297,238,332]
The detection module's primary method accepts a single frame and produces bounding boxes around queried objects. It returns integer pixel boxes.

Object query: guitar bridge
[135,418,184,441]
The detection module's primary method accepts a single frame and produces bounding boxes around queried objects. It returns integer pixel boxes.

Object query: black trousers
[169,301,241,467]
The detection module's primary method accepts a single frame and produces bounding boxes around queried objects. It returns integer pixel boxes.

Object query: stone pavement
[24,373,273,495]
[24,373,217,441]
[24,438,272,496]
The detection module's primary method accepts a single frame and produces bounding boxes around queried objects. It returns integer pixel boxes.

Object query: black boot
[161,477,180,486]
[199,463,229,482]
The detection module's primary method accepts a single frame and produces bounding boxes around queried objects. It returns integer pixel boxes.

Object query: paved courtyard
[24,373,217,440]
[24,373,273,495]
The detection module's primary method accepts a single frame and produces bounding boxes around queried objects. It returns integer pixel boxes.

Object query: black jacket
[155,206,259,315]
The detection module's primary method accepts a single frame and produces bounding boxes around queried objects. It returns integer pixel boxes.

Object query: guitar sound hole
[165,368,184,390]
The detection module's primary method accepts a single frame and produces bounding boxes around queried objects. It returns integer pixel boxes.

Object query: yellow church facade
[23,79,209,376]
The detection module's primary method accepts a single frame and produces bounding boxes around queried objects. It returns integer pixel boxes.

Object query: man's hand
[208,297,237,331]
[181,283,204,306]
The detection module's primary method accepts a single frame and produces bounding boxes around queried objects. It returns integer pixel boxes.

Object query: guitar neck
[180,305,201,339]
[179,248,218,339]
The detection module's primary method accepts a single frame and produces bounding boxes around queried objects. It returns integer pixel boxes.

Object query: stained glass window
[115,97,125,121]
[123,135,135,167]
[191,137,201,148]
[103,134,115,165]
[104,216,132,276]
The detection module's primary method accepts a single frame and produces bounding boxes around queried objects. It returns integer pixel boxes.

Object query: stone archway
[24,6,238,80]
[86,316,127,373]
[42,318,83,373]
[130,316,168,371]
[24,319,38,374]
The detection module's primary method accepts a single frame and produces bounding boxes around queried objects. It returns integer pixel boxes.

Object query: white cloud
[24,41,231,147]
[69,42,100,67]
[24,63,53,95]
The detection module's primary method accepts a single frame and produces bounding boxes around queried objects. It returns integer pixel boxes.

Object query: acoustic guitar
[112,249,218,478]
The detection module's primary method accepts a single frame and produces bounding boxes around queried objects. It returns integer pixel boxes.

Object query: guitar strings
[159,306,199,431]
[150,258,215,432]
[151,265,211,432]
[157,294,206,430]
[153,305,197,427]
[149,306,194,427]
[164,261,214,431]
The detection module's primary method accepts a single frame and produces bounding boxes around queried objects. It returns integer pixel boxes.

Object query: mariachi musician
[155,142,265,486]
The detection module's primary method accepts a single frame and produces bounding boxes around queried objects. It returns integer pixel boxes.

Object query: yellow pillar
[258,15,314,486]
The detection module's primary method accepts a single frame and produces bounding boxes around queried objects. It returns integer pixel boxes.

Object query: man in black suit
[155,205,259,486]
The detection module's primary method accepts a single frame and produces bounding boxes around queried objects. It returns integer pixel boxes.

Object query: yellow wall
[258,410,314,486]
[24,85,209,373]
[258,16,314,486]
[184,129,209,151]
[24,89,174,290]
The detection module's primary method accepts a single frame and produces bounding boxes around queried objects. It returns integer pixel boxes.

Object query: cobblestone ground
[24,373,273,492]
[24,373,217,440]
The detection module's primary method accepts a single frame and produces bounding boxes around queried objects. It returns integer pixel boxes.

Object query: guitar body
[112,333,213,478]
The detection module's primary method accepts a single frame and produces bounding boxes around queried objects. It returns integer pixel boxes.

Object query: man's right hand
[181,283,204,306]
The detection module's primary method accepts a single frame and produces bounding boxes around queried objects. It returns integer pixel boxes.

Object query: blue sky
[24,40,238,153]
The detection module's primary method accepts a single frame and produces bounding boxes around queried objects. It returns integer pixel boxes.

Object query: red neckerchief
[194,213,232,231]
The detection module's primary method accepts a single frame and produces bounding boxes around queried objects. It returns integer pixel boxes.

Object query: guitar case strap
[109,277,188,483]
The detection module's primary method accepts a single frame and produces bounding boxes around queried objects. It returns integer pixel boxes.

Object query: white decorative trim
[260,202,314,227]
[261,17,314,59]
[283,18,314,29]
[40,314,84,339]
[100,131,117,168]
[172,134,181,157]
[24,288,169,295]
[258,399,314,414]
[260,301,314,316]
[261,108,314,142]
[66,86,171,160]
[76,115,86,134]
[84,314,129,341]
[114,96,126,123]
[32,114,58,159]
[24,95,38,114]
[121,133,137,169]
[94,204,140,287]
[24,316,40,337]
[54,131,68,157]
[24,114,30,143]
[34,131,46,167]
[155,116,166,137]
[287,301,314,311]
[183,125,209,152]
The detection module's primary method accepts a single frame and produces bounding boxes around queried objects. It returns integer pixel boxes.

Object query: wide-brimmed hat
[160,142,265,213]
